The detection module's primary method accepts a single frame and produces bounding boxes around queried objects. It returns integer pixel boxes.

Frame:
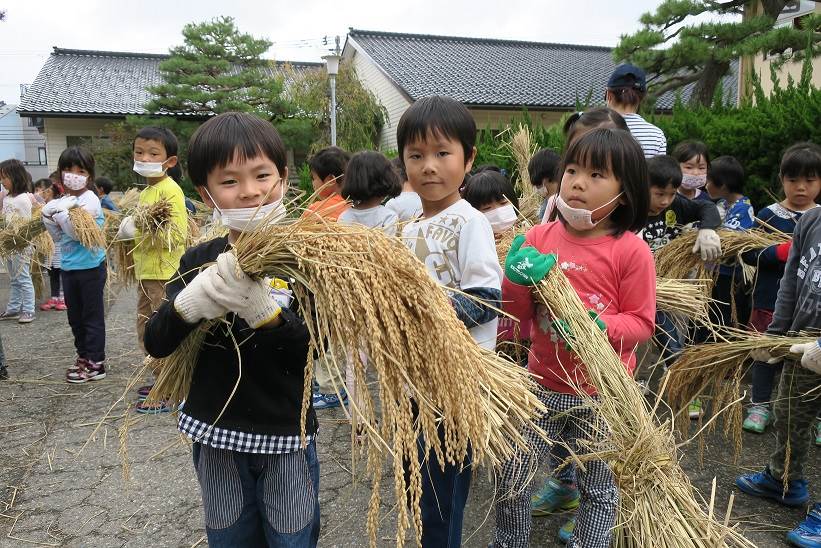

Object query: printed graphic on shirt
[408,213,466,288]
[796,244,821,318]
[642,213,682,252]
[534,262,608,341]
[720,197,755,231]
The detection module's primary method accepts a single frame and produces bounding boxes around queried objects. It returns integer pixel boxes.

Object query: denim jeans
[654,311,682,367]
[5,252,34,314]
[192,440,320,548]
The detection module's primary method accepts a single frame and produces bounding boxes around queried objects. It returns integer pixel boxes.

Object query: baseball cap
[607,64,647,92]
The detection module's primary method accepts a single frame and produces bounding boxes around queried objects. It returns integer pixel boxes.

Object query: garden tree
[615,0,821,107]
[286,61,388,152]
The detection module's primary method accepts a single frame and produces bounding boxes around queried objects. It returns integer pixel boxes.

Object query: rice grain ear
[67,208,106,249]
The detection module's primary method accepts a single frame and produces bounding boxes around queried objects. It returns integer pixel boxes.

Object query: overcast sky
[0,0,665,105]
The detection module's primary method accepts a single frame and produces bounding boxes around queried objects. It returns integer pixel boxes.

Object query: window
[66,136,93,148]
[38,147,46,165]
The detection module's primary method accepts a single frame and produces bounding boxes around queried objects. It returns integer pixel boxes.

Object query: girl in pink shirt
[492,128,656,548]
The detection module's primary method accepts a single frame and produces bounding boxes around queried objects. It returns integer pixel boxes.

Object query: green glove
[552,310,607,351]
[504,234,557,286]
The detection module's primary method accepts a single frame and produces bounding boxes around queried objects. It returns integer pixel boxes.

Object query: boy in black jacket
[144,112,319,547]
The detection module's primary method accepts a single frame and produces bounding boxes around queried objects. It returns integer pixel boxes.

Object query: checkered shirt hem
[177,411,313,455]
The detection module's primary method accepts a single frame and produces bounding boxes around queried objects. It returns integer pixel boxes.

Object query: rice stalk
[116,188,140,211]
[505,125,541,224]
[533,268,756,547]
[146,321,213,406]
[655,277,714,325]
[68,207,106,249]
[132,198,181,251]
[0,218,46,258]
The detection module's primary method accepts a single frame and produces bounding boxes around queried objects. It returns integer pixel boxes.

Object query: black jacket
[641,194,721,252]
[144,236,318,436]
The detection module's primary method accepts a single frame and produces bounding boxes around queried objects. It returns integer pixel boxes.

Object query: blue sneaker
[313,390,347,410]
[787,503,821,548]
[557,515,576,544]
[532,478,580,516]
[736,469,810,507]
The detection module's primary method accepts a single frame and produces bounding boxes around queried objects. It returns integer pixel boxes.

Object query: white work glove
[203,252,282,329]
[693,228,722,261]
[789,341,821,374]
[116,216,136,240]
[750,347,779,364]
[173,265,229,324]
[42,196,78,217]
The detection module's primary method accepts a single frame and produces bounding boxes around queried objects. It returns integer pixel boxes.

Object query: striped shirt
[178,410,314,454]
[623,113,667,158]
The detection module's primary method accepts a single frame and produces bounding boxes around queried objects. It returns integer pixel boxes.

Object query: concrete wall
[43,117,111,171]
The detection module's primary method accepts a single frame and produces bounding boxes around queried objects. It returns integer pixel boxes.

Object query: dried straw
[116,188,140,211]
[150,216,547,547]
[132,198,180,251]
[534,268,755,547]
[0,218,46,258]
[505,125,541,224]
[655,277,714,324]
[67,208,106,249]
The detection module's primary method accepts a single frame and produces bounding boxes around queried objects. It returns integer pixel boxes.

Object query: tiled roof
[18,48,323,117]
[347,29,738,111]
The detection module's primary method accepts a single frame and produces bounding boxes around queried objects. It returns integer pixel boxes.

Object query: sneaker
[787,503,821,547]
[0,310,20,321]
[69,357,87,372]
[558,515,576,544]
[135,400,174,414]
[688,398,704,419]
[17,312,34,324]
[0,366,8,380]
[742,405,772,434]
[532,478,580,516]
[54,297,67,311]
[816,420,821,447]
[136,384,153,401]
[66,360,106,384]
[736,468,810,507]
[313,391,347,410]
[40,298,57,311]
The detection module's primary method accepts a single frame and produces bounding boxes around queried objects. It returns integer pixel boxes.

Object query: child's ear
[464,146,477,175]
[165,156,178,169]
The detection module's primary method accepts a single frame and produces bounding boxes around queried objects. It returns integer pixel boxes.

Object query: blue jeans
[192,440,320,548]
[654,311,682,367]
[5,252,34,314]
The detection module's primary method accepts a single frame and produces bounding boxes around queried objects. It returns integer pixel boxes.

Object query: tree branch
[647,71,703,99]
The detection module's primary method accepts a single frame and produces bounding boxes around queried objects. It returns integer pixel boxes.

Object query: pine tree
[615,0,821,106]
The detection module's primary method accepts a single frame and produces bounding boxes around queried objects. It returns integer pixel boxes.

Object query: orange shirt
[302,194,349,221]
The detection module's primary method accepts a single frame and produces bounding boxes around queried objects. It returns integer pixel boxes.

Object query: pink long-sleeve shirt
[503,221,656,395]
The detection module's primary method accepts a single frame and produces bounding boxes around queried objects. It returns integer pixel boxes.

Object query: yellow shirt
[132,176,188,280]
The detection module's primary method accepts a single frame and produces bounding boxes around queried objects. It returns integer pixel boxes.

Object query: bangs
[57,146,95,179]
[781,144,821,179]
[397,96,475,163]
[563,132,615,176]
[462,170,518,210]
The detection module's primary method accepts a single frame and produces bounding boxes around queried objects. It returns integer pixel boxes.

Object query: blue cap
[607,64,647,92]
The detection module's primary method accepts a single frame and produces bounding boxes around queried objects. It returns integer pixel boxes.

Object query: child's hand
[551,310,606,351]
[504,234,557,286]
[116,216,136,240]
[203,253,282,329]
[789,341,821,374]
[693,229,722,261]
[173,265,229,324]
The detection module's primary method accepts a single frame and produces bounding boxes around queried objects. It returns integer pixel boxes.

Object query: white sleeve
[457,215,502,291]
[381,209,399,236]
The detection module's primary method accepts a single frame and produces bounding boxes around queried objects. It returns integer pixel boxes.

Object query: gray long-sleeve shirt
[768,207,821,335]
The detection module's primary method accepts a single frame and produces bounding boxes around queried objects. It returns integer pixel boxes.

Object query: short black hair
[342,151,402,203]
[397,96,476,166]
[95,176,114,194]
[134,126,179,157]
[167,164,183,183]
[559,128,648,235]
[462,169,519,211]
[391,156,407,183]
[0,159,32,196]
[708,156,745,194]
[34,177,63,198]
[187,112,287,187]
[308,146,350,181]
[780,142,821,179]
[528,148,561,186]
[563,107,629,147]
[647,155,682,189]
[58,146,95,181]
[672,140,711,167]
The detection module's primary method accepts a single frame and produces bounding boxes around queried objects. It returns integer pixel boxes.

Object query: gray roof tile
[18,48,322,116]
[348,29,738,111]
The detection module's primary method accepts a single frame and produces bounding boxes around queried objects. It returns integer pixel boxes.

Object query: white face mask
[484,203,517,233]
[556,192,623,231]
[133,160,168,178]
[204,187,287,232]
[63,172,88,191]
[680,174,707,190]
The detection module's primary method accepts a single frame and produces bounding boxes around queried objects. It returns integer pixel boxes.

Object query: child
[605,63,667,158]
[462,167,519,237]
[303,146,350,221]
[34,178,67,311]
[493,128,655,547]
[741,143,821,436]
[118,127,188,412]
[144,111,319,547]
[673,140,712,202]
[528,148,560,221]
[339,150,402,235]
[41,146,107,383]
[94,176,119,212]
[399,96,502,547]
[736,206,821,548]
[0,159,36,323]
[385,156,422,223]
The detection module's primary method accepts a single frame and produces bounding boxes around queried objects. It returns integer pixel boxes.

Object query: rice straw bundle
[495,226,529,270]
[505,125,541,224]
[68,207,106,249]
[111,239,136,286]
[132,198,180,250]
[150,216,547,547]
[102,209,123,245]
[534,268,755,547]
[186,214,201,247]
[655,277,714,324]
[0,218,47,258]
[664,328,816,450]
[116,187,140,211]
